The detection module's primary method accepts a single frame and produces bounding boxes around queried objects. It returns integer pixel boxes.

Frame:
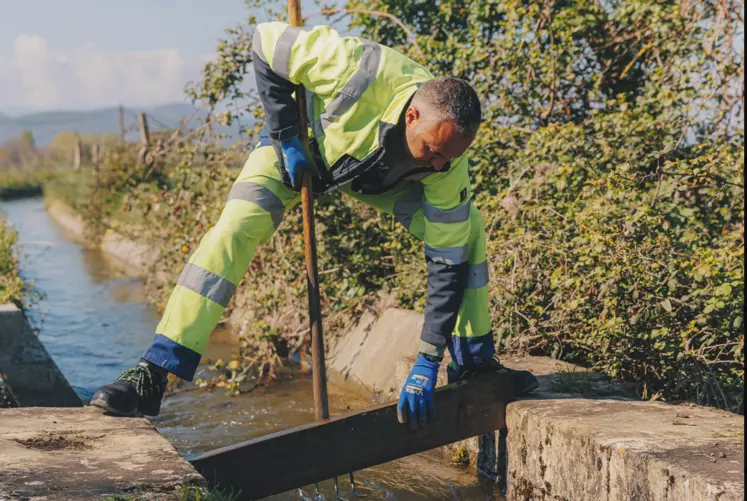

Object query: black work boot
[90,361,167,417]
[447,354,539,396]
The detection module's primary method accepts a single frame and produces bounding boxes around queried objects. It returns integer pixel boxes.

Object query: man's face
[403,105,474,171]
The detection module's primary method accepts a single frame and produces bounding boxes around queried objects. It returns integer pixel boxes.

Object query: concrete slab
[507,398,744,501]
[0,304,81,407]
[328,306,422,396]
[101,229,159,276]
[395,353,744,500]
[394,354,638,475]
[45,198,159,276]
[0,407,203,500]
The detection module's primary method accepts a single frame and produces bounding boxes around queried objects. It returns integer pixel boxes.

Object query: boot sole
[89,395,138,417]
[515,379,540,397]
[137,404,161,417]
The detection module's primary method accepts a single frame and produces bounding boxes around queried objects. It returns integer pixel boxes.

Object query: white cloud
[0,34,211,111]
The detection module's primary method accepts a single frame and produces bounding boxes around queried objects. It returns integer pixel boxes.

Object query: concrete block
[101,229,159,275]
[0,407,203,500]
[46,198,159,276]
[507,398,744,501]
[0,304,81,407]
[44,198,86,242]
[328,307,424,396]
[395,354,641,479]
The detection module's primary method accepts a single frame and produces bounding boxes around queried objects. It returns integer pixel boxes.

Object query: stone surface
[328,306,423,396]
[0,304,81,408]
[44,198,87,242]
[101,229,159,275]
[0,407,203,500]
[45,198,159,275]
[395,353,639,477]
[507,398,744,501]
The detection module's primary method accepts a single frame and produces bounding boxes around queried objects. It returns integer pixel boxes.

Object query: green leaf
[660,298,673,313]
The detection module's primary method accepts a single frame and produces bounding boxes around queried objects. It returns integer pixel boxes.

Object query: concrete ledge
[44,198,159,275]
[0,304,81,407]
[393,346,744,500]
[44,198,87,242]
[328,305,422,395]
[100,229,158,275]
[508,399,745,501]
[395,353,638,473]
[0,407,203,500]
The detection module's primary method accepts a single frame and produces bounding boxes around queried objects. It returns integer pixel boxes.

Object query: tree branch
[620,40,654,79]
[540,1,558,122]
[318,8,425,62]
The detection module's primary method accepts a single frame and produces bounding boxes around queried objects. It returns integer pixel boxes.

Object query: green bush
[0,215,25,307]
[344,0,744,411]
[0,167,57,199]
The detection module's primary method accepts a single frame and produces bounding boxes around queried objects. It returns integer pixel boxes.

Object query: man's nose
[431,157,448,171]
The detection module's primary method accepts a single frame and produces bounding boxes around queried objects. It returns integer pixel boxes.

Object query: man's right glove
[397,354,439,428]
[280,136,315,190]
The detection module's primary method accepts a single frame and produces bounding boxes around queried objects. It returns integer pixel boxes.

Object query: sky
[0,0,336,115]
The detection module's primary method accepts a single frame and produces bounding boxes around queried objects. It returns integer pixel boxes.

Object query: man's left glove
[397,354,439,428]
[280,136,316,190]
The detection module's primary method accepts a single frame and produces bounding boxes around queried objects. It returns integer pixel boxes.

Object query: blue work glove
[397,354,439,428]
[280,136,314,190]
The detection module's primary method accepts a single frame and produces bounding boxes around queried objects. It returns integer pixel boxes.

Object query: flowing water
[2,197,503,501]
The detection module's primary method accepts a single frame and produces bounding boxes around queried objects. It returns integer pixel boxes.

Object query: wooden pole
[91,143,102,232]
[289,0,330,421]
[91,143,100,169]
[137,112,151,168]
[118,105,126,143]
[73,137,81,170]
[138,112,150,146]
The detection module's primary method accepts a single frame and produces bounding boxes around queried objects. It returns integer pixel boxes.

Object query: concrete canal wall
[0,303,81,408]
[506,398,744,501]
[44,197,745,500]
[45,198,158,275]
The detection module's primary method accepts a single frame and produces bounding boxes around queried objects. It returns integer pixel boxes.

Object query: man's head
[404,77,481,171]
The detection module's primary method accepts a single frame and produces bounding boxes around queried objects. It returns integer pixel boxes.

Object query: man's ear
[405,106,420,126]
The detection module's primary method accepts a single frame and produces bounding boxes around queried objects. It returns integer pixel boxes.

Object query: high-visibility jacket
[253,22,477,356]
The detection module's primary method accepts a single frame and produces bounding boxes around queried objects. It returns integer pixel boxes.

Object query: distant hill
[0,103,244,146]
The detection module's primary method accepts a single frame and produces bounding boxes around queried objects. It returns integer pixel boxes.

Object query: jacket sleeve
[418,154,472,358]
[252,21,363,141]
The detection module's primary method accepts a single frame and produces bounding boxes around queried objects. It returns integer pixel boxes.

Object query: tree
[0,130,39,168]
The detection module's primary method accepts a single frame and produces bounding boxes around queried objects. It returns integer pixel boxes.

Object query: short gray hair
[412,77,482,137]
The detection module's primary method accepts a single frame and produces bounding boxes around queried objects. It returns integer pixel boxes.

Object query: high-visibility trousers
[142,145,493,380]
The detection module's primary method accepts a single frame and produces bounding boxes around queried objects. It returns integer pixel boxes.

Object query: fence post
[91,144,100,171]
[89,142,104,246]
[137,112,151,168]
[73,138,82,170]
[119,105,126,143]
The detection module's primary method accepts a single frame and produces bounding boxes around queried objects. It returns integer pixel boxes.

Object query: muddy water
[2,197,503,501]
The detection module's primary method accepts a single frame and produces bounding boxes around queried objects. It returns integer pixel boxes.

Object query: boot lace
[117,365,156,398]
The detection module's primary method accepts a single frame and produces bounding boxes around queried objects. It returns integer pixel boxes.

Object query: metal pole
[288,0,330,421]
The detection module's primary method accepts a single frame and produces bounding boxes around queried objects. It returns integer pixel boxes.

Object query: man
[91,22,538,426]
